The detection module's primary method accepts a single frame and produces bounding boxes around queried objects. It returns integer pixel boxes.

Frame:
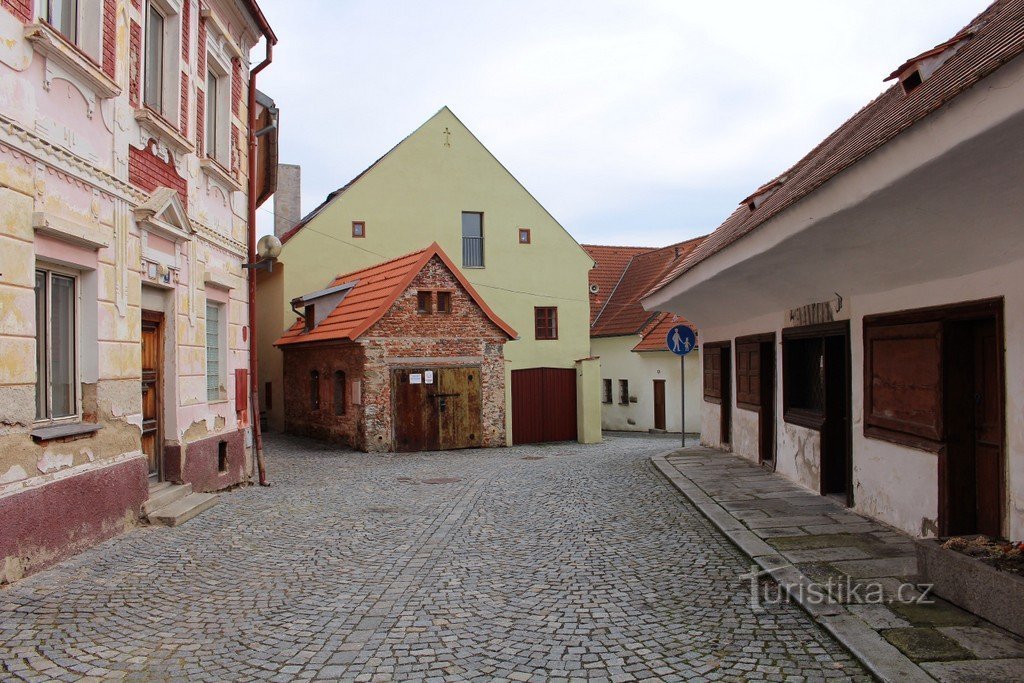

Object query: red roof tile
[648,0,1024,299]
[584,237,705,338]
[581,244,651,323]
[632,313,696,352]
[274,243,517,346]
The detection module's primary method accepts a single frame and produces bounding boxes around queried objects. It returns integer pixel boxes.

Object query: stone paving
[0,434,868,682]
[655,448,1024,683]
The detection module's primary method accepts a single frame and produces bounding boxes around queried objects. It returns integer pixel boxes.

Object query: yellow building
[257,107,597,444]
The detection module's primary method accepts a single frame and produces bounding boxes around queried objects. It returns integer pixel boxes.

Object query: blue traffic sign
[666,324,696,356]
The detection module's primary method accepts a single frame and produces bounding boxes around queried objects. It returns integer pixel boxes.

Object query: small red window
[535,306,557,340]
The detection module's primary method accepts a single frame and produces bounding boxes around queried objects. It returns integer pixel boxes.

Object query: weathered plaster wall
[731,407,759,463]
[591,336,700,433]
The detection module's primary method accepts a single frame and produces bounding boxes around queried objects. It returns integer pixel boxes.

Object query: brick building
[0,0,277,582]
[275,243,516,452]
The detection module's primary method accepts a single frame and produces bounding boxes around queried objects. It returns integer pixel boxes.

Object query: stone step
[148,492,218,527]
[143,482,192,515]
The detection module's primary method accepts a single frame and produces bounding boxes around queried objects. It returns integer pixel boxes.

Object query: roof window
[885,31,974,96]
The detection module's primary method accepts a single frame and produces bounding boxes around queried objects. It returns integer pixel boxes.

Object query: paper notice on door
[410,373,422,384]
[424,371,434,384]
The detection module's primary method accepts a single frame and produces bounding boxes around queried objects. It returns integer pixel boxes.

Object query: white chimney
[274,164,301,238]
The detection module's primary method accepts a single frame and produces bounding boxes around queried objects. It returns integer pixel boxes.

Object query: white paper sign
[410,373,422,384]
[425,371,434,384]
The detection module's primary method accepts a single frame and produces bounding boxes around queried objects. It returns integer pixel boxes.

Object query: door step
[144,482,218,527]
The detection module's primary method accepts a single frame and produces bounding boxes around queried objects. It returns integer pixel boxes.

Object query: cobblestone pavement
[1,434,868,682]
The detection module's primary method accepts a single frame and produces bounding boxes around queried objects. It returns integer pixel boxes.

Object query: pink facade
[0,0,275,583]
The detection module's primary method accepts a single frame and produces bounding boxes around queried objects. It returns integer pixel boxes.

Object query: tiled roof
[581,244,651,323]
[274,243,517,346]
[632,313,696,352]
[584,236,705,338]
[648,0,1024,299]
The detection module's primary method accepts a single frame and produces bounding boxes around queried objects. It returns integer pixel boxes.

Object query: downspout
[247,39,274,486]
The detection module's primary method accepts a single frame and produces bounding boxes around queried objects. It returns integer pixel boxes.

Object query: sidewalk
[653,447,1024,683]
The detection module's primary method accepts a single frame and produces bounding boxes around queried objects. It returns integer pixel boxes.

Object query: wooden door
[511,368,578,444]
[437,367,483,450]
[821,333,851,501]
[392,369,439,453]
[720,346,732,445]
[758,340,776,465]
[972,319,1002,537]
[653,380,666,431]
[141,311,163,479]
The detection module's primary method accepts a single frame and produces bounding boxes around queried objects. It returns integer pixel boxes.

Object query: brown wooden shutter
[864,321,943,442]
[735,342,761,409]
[703,345,722,401]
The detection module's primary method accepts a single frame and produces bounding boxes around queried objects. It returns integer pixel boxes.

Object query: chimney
[274,164,301,238]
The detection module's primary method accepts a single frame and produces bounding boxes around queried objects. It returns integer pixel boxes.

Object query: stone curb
[652,451,934,683]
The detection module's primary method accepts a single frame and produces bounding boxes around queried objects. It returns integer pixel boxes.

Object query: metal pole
[680,354,686,448]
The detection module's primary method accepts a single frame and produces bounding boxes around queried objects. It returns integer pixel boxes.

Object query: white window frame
[142,0,182,121]
[204,49,230,166]
[34,263,81,424]
[40,0,103,62]
[205,299,227,402]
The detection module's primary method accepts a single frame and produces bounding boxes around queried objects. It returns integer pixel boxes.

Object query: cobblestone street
[1,435,867,682]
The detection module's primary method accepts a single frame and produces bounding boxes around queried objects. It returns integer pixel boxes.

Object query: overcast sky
[254,0,991,247]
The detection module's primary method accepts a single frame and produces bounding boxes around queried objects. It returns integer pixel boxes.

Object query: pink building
[0,0,277,583]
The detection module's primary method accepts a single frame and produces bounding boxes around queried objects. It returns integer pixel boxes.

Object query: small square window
[437,291,452,314]
[417,291,432,313]
[352,221,366,238]
[518,228,531,244]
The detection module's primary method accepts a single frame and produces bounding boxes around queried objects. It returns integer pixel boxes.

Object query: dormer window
[900,70,923,94]
[885,31,974,97]
[304,304,314,332]
[742,176,787,212]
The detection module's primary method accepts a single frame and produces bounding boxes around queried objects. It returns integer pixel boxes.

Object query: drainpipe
[247,39,274,486]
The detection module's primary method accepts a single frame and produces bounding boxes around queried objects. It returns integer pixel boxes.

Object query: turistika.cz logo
[739,565,934,610]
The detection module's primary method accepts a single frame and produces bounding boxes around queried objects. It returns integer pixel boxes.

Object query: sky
[253,0,992,247]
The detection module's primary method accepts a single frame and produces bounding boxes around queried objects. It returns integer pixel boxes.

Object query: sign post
[666,324,697,448]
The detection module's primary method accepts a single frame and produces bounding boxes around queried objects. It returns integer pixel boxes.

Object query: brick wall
[282,257,509,452]
[181,0,190,63]
[196,86,205,155]
[231,57,242,115]
[102,0,116,78]
[1,0,32,23]
[129,20,141,107]
[128,140,188,209]
[179,72,189,135]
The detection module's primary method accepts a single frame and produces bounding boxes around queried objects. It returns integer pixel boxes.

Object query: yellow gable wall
[259,108,594,431]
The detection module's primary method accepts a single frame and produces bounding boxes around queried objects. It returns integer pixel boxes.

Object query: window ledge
[24,23,120,99]
[134,107,194,155]
[200,157,242,192]
[33,211,111,250]
[31,422,102,442]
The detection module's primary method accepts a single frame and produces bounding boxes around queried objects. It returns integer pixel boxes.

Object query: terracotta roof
[583,236,705,338]
[581,244,651,322]
[647,0,1024,299]
[274,243,517,346]
[632,312,696,352]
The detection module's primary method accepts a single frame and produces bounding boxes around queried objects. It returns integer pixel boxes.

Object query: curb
[652,451,934,683]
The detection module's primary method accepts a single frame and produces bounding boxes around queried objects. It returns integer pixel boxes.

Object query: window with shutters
[864,320,943,444]
[703,344,723,402]
[205,301,225,401]
[735,342,761,410]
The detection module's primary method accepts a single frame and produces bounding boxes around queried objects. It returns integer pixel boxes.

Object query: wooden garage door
[511,367,577,445]
[392,367,483,452]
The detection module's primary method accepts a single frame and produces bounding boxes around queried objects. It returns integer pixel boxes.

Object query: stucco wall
[592,337,700,433]
[260,108,593,433]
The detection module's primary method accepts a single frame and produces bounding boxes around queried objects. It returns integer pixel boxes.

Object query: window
[864,321,941,442]
[47,0,78,43]
[518,228,531,244]
[310,370,320,410]
[462,212,484,267]
[304,304,315,332]
[416,291,432,313]
[602,378,612,404]
[437,291,452,314]
[534,306,557,340]
[782,336,825,419]
[35,268,78,421]
[206,69,219,157]
[205,302,224,401]
[619,379,629,405]
[352,221,365,238]
[703,344,723,402]
[333,371,346,416]
[144,3,165,110]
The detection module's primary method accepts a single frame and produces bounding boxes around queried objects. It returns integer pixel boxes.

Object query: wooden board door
[821,333,851,502]
[392,369,440,452]
[511,368,578,444]
[141,310,163,479]
[758,340,776,465]
[653,380,666,431]
[972,319,1002,537]
[437,367,483,450]
[720,347,732,445]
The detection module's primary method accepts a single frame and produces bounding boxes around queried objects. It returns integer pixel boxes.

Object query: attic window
[416,291,432,313]
[901,69,923,94]
[304,304,315,332]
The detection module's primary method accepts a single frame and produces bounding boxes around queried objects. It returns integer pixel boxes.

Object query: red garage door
[511,368,577,445]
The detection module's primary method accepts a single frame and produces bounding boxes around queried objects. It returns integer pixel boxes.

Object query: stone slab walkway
[653,448,1024,683]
